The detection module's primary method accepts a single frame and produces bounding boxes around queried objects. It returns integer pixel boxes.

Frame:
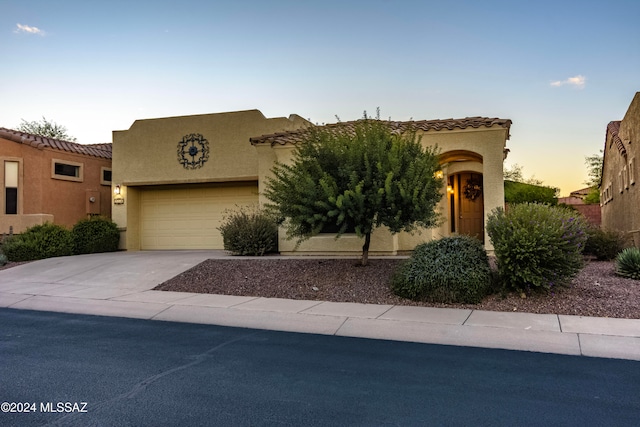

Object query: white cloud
[14,23,46,36]
[550,75,586,89]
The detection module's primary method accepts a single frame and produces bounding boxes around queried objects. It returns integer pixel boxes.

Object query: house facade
[251,117,511,254]
[113,110,511,254]
[111,110,311,250]
[601,92,640,247]
[0,128,112,234]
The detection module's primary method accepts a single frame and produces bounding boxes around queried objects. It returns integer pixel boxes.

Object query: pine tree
[264,115,443,266]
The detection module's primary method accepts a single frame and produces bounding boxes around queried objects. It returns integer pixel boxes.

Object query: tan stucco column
[481,145,506,252]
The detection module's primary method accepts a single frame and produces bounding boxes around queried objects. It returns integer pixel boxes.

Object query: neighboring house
[113,110,511,254]
[558,187,601,226]
[0,128,112,234]
[601,92,640,247]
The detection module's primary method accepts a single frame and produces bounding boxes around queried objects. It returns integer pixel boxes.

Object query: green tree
[583,150,603,204]
[503,163,542,185]
[17,116,77,142]
[264,115,443,266]
[584,150,603,188]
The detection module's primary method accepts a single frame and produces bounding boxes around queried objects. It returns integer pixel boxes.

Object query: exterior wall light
[434,170,444,180]
[447,185,455,194]
[113,185,125,205]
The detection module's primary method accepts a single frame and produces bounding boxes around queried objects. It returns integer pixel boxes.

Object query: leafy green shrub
[0,253,7,266]
[583,227,626,261]
[616,247,640,280]
[391,236,492,304]
[72,216,120,254]
[487,203,588,292]
[3,223,74,262]
[504,180,558,205]
[218,206,278,256]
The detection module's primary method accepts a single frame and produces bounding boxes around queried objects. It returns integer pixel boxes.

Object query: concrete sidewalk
[1,251,639,361]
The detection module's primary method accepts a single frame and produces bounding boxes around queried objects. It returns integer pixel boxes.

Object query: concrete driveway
[0,250,224,292]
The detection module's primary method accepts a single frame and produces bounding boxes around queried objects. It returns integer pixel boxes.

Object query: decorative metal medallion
[177,133,210,169]
[463,176,483,201]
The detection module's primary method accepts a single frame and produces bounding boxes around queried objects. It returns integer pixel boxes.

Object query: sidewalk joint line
[333,317,349,336]
[577,333,583,356]
[462,309,474,326]
[376,304,395,319]
[557,315,563,332]
[150,304,174,320]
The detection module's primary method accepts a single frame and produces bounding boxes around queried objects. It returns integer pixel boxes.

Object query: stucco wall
[0,137,111,233]
[601,92,640,246]
[255,124,509,255]
[112,110,311,249]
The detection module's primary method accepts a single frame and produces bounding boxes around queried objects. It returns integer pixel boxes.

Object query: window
[630,157,636,185]
[320,222,356,234]
[623,165,629,190]
[101,167,112,185]
[619,172,624,193]
[55,163,79,177]
[52,159,83,182]
[4,161,18,214]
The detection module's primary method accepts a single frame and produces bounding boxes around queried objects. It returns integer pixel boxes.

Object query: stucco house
[251,117,511,254]
[112,110,511,254]
[0,128,112,234]
[601,92,640,247]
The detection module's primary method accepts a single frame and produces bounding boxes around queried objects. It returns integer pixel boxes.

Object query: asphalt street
[1,308,638,427]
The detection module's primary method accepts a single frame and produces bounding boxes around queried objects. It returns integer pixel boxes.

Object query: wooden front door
[458,173,484,241]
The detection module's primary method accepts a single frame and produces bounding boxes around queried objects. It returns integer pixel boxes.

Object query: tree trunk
[361,232,371,266]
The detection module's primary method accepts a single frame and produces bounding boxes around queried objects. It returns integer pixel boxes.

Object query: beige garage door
[140,182,259,250]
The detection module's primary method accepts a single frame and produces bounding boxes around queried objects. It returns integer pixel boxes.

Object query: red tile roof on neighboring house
[250,117,512,146]
[570,186,594,197]
[0,127,112,159]
[607,121,626,156]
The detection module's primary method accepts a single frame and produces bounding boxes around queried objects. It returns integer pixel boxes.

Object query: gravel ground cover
[155,258,640,319]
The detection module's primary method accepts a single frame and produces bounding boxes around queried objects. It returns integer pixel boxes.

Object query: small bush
[583,227,626,261]
[218,206,278,256]
[3,223,74,262]
[616,247,640,280]
[72,216,120,254]
[487,203,588,292]
[0,253,7,266]
[391,236,492,304]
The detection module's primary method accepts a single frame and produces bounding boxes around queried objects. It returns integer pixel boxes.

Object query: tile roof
[607,121,626,156]
[0,127,112,159]
[250,117,512,146]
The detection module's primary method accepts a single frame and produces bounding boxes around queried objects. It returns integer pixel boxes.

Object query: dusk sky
[2,0,639,196]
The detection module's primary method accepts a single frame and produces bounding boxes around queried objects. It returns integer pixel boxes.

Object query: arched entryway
[447,172,484,242]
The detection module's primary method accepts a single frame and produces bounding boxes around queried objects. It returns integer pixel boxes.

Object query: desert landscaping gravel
[155,258,640,319]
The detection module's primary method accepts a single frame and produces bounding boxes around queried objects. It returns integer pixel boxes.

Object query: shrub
[504,180,558,205]
[72,216,120,254]
[218,205,278,256]
[616,247,640,280]
[3,223,74,262]
[391,235,492,304]
[0,253,7,266]
[486,203,588,292]
[583,227,626,261]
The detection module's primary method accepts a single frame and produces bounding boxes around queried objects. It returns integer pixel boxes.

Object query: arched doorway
[448,172,484,241]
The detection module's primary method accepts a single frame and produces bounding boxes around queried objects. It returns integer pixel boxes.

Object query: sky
[1,0,639,196]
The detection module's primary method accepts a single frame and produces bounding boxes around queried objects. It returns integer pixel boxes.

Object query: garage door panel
[140,183,258,249]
